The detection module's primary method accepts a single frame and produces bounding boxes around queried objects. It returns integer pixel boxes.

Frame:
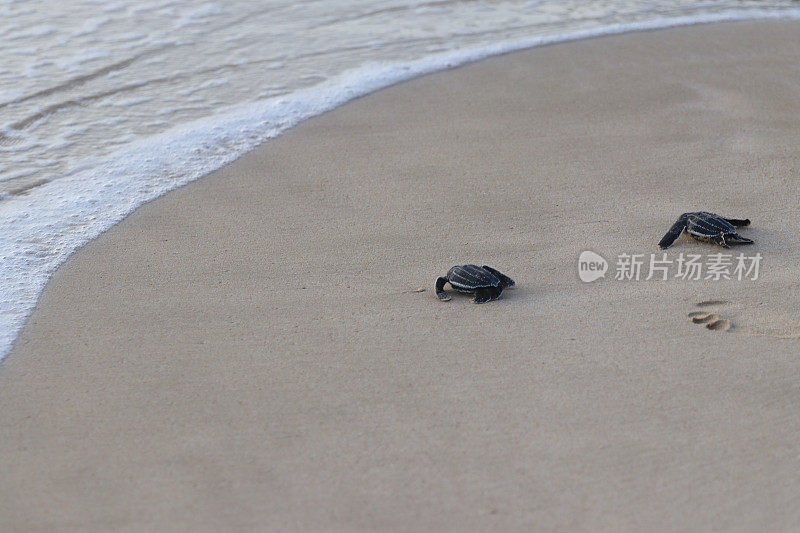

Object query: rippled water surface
[1,0,799,359]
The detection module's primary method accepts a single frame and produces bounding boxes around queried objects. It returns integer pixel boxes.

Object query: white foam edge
[2,9,799,362]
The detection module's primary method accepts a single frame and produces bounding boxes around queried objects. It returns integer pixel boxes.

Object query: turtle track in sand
[688,299,734,332]
[689,310,732,332]
[689,299,800,338]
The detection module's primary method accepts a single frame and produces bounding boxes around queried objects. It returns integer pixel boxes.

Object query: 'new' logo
[578,251,608,282]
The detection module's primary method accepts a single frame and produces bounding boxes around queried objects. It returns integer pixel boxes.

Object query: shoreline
[3,20,800,530]
[4,11,800,361]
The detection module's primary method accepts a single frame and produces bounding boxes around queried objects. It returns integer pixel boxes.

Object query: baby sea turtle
[659,211,753,249]
[435,264,515,303]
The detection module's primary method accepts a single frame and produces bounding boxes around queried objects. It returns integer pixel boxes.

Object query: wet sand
[2,21,800,531]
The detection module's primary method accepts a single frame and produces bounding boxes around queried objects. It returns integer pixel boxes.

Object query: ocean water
[1,0,799,360]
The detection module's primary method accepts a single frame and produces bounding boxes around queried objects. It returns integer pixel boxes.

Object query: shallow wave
[1,2,800,360]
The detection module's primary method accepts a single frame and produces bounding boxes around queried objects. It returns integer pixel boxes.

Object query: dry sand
[2,21,800,531]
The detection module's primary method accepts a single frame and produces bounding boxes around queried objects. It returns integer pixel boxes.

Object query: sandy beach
[2,20,800,531]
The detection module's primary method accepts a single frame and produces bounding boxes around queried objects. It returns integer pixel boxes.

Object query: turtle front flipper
[472,288,492,304]
[658,216,688,249]
[435,277,451,301]
[712,234,731,248]
[723,217,750,227]
[472,286,502,304]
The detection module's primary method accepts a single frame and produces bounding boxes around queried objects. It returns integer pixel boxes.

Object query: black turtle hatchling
[435,264,515,304]
[659,212,753,249]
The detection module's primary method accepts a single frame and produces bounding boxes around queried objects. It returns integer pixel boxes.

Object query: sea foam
[2,3,800,361]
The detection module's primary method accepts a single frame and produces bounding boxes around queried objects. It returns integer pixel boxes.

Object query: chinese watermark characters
[578,251,761,282]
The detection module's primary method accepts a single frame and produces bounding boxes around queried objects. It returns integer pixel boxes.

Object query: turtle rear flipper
[659,217,688,249]
[724,217,750,227]
[726,234,754,245]
[481,265,515,288]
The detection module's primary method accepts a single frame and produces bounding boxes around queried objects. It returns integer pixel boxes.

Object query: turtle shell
[447,264,501,291]
[686,211,737,237]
